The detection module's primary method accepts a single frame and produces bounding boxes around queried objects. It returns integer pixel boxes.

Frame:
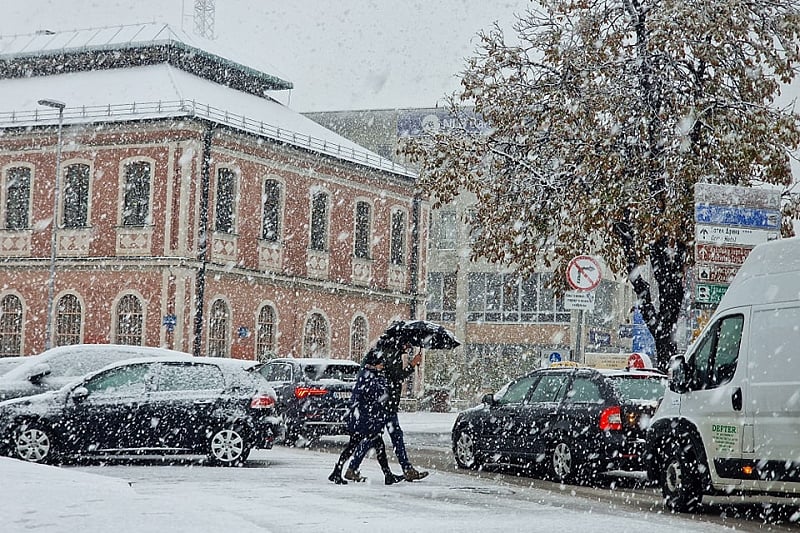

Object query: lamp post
[38,99,65,351]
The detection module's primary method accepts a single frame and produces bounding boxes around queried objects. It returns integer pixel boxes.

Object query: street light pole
[38,99,66,351]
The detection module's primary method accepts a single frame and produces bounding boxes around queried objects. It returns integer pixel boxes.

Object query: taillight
[250,394,276,409]
[294,386,328,399]
[599,406,622,431]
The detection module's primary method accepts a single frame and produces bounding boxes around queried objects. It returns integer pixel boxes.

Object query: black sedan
[451,366,666,483]
[259,357,360,445]
[0,356,280,466]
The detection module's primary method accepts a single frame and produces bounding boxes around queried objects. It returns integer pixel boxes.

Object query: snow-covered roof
[0,24,415,178]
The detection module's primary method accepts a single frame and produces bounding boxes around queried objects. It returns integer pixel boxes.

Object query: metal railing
[0,100,416,178]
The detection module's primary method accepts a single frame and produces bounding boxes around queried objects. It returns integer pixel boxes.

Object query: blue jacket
[346,367,389,436]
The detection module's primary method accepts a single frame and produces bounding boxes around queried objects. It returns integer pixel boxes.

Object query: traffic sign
[566,255,602,291]
[563,290,596,310]
[695,263,740,284]
[695,224,779,247]
[695,243,752,265]
[694,183,781,210]
[695,204,780,230]
[696,283,729,304]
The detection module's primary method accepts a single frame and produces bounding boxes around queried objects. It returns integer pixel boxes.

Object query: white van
[645,236,800,512]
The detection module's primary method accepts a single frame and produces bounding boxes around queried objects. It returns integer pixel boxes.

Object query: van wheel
[208,427,250,466]
[549,438,576,483]
[662,447,703,512]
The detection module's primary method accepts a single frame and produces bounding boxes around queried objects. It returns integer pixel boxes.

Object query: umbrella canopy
[381,320,461,350]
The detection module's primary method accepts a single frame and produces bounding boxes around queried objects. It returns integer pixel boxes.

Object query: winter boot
[344,468,366,482]
[403,466,429,481]
[328,470,347,485]
[384,472,406,485]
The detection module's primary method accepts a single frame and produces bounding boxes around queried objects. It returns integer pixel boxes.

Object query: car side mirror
[71,386,89,402]
[27,363,52,384]
[481,393,497,406]
[668,355,689,393]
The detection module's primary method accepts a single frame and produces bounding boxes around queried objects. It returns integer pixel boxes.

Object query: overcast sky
[0,0,531,112]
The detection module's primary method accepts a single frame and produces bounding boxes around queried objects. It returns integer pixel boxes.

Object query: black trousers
[332,431,391,475]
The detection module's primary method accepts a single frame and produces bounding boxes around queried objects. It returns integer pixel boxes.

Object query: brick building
[0,24,428,364]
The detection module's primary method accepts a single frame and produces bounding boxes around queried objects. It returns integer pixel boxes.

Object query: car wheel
[208,427,251,466]
[14,422,57,464]
[662,447,703,512]
[549,438,575,483]
[453,427,480,469]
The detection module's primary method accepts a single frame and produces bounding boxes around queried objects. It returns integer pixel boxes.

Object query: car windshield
[612,375,667,402]
[303,364,358,382]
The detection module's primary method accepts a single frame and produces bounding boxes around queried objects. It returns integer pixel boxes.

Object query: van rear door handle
[731,387,742,411]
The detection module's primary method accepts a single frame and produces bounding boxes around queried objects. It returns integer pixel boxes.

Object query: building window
[215,168,236,234]
[115,294,143,346]
[426,272,457,322]
[0,294,23,356]
[467,272,570,323]
[354,201,371,259]
[122,161,151,227]
[55,294,82,346]
[208,299,230,357]
[4,166,31,230]
[262,179,282,242]
[63,163,90,228]
[303,312,328,356]
[390,210,406,266]
[437,209,457,249]
[256,304,276,361]
[350,316,368,361]
[310,191,329,251]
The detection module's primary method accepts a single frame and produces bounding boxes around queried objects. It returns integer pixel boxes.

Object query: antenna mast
[193,0,216,39]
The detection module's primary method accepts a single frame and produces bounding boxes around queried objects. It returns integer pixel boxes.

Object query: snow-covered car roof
[268,357,360,367]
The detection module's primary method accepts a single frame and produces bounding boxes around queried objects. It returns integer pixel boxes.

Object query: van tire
[662,447,703,512]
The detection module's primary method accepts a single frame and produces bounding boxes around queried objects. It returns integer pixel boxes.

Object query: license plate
[333,391,351,399]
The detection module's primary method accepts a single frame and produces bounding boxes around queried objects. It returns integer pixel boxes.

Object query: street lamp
[38,98,65,350]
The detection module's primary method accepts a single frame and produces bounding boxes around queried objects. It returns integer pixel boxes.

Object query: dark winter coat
[346,367,389,436]
[363,338,415,414]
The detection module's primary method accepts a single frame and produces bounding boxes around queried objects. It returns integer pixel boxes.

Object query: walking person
[368,335,429,482]
[328,356,405,485]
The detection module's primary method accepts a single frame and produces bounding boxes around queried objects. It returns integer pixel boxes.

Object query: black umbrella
[381,320,461,350]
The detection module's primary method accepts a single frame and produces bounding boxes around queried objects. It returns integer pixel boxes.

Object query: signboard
[696,283,729,305]
[695,224,779,247]
[694,183,781,210]
[696,263,740,284]
[695,243,752,265]
[695,204,780,230]
[618,324,635,338]
[584,352,630,369]
[162,314,177,332]
[589,330,611,346]
[566,255,602,291]
[563,290,596,310]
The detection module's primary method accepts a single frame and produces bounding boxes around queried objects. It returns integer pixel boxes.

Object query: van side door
[680,311,747,486]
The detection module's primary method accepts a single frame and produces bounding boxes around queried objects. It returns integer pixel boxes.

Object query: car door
[479,374,540,457]
[679,311,746,486]
[147,362,226,450]
[513,372,570,459]
[556,372,606,459]
[62,363,154,452]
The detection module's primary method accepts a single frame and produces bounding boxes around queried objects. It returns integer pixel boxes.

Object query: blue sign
[549,352,562,363]
[695,204,780,230]
[397,109,490,138]
[632,309,656,356]
[162,314,177,333]
[238,326,250,339]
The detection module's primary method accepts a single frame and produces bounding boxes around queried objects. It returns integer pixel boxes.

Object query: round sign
[549,352,562,363]
[566,255,602,291]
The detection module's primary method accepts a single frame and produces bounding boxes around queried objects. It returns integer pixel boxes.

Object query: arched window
[303,312,328,357]
[256,304,276,361]
[354,201,371,259]
[55,294,82,346]
[0,294,23,356]
[115,294,144,346]
[63,163,90,228]
[122,161,151,227]
[4,166,31,230]
[309,191,329,251]
[262,179,282,242]
[350,316,368,362]
[208,299,230,357]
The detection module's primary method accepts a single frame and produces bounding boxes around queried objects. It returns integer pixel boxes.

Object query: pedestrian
[328,355,405,485]
[367,334,429,482]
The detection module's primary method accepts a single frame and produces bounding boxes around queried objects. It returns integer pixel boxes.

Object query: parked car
[259,357,360,445]
[451,366,667,483]
[0,355,279,465]
[0,357,28,378]
[0,344,191,401]
[646,237,800,512]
